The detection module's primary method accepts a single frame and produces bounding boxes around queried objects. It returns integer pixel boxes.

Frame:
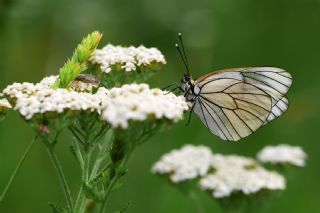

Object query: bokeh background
[1,0,319,212]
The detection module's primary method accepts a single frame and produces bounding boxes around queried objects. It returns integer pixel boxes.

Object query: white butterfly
[181,67,292,141]
[170,34,292,141]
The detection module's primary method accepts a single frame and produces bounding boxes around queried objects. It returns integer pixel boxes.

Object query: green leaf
[83,182,104,202]
[114,201,131,213]
[48,202,68,213]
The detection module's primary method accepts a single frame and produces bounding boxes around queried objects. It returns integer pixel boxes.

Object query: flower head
[91,44,166,73]
[3,78,186,126]
[152,145,213,183]
[2,77,108,120]
[257,144,307,167]
[200,165,285,198]
[152,144,287,199]
[100,83,188,129]
[201,154,285,198]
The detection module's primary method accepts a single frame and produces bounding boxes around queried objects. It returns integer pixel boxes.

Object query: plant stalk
[74,148,92,213]
[0,136,38,202]
[98,150,131,213]
[45,143,74,211]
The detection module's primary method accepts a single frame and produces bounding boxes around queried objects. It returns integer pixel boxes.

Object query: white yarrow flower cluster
[2,76,58,102]
[200,154,285,198]
[152,145,213,183]
[2,80,108,120]
[91,44,166,73]
[257,144,307,167]
[152,144,287,198]
[2,78,186,125]
[100,83,188,129]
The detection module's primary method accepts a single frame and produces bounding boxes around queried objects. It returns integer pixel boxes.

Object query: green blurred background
[0,0,319,212]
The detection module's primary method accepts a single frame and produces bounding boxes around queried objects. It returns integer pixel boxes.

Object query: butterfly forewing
[193,98,229,140]
[192,67,292,141]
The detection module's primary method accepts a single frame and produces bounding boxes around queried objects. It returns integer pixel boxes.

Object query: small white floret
[257,144,307,167]
[151,145,213,183]
[91,44,166,73]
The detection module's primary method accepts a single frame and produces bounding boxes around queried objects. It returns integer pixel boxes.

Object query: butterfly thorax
[181,76,196,103]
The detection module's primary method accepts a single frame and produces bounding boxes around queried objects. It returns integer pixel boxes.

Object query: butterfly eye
[182,74,190,83]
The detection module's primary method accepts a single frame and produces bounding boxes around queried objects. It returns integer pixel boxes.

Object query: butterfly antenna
[178,33,190,75]
[175,43,190,75]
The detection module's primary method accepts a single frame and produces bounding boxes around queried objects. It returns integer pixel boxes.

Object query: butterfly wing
[192,67,292,141]
[265,96,289,124]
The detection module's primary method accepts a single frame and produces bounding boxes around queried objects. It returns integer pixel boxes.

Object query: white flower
[152,144,287,198]
[210,154,258,170]
[100,83,188,129]
[2,78,109,120]
[200,165,285,198]
[38,75,58,87]
[3,79,187,124]
[257,144,307,167]
[91,44,166,73]
[0,98,12,111]
[200,153,285,198]
[151,145,213,183]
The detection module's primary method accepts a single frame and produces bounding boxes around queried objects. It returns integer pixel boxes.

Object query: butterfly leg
[185,102,195,126]
[163,83,184,95]
[161,82,180,90]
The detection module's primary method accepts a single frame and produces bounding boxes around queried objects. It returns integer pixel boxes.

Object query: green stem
[188,191,205,213]
[90,128,112,179]
[74,149,92,213]
[98,176,118,213]
[44,142,73,211]
[0,136,38,202]
[90,157,104,180]
[98,152,131,213]
[72,139,84,170]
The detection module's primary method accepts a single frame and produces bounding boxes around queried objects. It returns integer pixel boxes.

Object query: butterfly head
[181,74,191,83]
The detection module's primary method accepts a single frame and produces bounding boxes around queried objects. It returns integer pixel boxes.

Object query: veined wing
[195,67,292,106]
[193,67,292,141]
[265,96,289,124]
[193,80,272,141]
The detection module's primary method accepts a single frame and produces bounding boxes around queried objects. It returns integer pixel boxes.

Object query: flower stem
[98,175,118,213]
[44,142,74,211]
[74,148,92,213]
[0,136,38,202]
[98,151,131,213]
[188,191,205,213]
[90,129,112,179]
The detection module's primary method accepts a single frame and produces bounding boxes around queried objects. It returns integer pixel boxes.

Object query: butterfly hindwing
[265,96,289,124]
[240,67,292,106]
